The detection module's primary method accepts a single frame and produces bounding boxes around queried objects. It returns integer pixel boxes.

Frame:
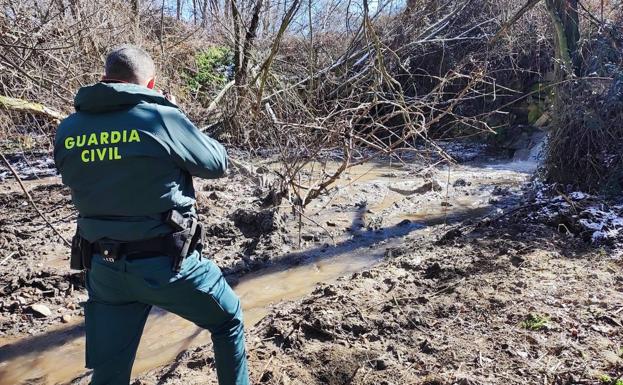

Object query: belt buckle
[100,241,121,262]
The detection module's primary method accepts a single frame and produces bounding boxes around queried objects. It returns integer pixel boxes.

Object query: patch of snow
[579,207,623,243]
[579,218,605,231]
[530,184,623,244]
[569,192,589,200]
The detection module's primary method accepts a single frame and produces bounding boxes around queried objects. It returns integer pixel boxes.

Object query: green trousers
[85,251,249,385]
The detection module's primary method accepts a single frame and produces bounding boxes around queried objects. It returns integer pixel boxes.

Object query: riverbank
[1,147,622,384]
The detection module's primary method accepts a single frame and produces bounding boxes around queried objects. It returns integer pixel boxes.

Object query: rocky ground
[0,180,81,335]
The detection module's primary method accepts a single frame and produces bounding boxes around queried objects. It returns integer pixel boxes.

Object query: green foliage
[600,375,612,384]
[598,374,623,385]
[521,314,549,331]
[186,47,233,93]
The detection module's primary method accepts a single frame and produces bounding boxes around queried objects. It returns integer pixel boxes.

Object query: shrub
[544,74,623,196]
[186,47,233,94]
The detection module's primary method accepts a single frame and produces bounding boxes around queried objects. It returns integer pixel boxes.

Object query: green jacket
[54,82,228,242]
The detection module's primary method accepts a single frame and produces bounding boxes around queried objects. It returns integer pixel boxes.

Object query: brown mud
[0,166,284,338]
[138,204,623,385]
[1,148,621,385]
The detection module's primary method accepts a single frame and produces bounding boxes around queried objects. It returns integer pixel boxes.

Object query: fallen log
[0,95,66,121]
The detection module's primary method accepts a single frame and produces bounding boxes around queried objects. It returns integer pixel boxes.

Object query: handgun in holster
[165,210,205,272]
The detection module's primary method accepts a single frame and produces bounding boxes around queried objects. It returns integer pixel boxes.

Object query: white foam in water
[486,133,547,173]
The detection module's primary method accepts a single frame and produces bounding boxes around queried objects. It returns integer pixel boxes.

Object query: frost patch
[529,183,623,244]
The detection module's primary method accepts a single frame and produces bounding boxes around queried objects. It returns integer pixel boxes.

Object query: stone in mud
[373,358,388,370]
[301,233,320,242]
[322,286,338,297]
[421,180,443,192]
[231,208,284,238]
[419,338,436,354]
[8,301,20,313]
[436,228,463,244]
[388,180,443,196]
[424,262,442,279]
[384,246,409,258]
[29,304,52,318]
[492,186,510,196]
[208,191,220,200]
[453,178,470,187]
[61,314,72,323]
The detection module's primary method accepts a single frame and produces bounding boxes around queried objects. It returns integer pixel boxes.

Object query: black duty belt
[71,217,205,272]
[92,232,187,261]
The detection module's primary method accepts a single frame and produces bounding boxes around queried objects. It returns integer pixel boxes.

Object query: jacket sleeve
[157,106,228,178]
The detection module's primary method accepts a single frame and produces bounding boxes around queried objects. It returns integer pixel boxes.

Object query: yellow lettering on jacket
[110,131,121,144]
[63,129,139,163]
[128,129,140,143]
[76,135,86,147]
[87,133,97,146]
[64,137,75,149]
[96,148,107,161]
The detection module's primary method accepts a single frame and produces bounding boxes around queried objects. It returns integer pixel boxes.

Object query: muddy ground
[1,148,622,385]
[0,164,285,336]
[137,201,623,385]
[0,146,514,338]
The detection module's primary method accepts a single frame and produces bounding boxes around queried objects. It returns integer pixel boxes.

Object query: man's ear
[147,78,155,89]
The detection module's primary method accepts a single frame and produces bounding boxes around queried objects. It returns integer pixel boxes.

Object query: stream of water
[0,149,541,385]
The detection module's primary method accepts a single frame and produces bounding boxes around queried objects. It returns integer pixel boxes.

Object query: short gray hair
[104,45,155,84]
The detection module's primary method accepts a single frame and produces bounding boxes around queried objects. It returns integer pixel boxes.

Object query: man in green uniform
[54,45,249,385]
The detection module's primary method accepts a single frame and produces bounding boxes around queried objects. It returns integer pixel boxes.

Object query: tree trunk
[132,0,141,43]
[231,0,241,77]
[160,0,165,55]
[236,0,263,86]
[201,0,208,27]
[262,0,270,35]
[0,95,66,121]
[544,0,580,77]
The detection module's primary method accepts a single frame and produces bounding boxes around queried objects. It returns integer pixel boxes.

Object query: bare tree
[544,0,580,77]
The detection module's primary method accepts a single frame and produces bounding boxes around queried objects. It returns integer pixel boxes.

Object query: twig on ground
[0,151,71,247]
[0,252,16,265]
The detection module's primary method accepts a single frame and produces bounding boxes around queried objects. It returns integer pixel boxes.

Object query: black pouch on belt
[81,238,93,270]
[70,228,84,270]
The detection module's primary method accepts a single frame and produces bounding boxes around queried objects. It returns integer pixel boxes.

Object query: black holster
[70,228,92,270]
[168,217,206,272]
